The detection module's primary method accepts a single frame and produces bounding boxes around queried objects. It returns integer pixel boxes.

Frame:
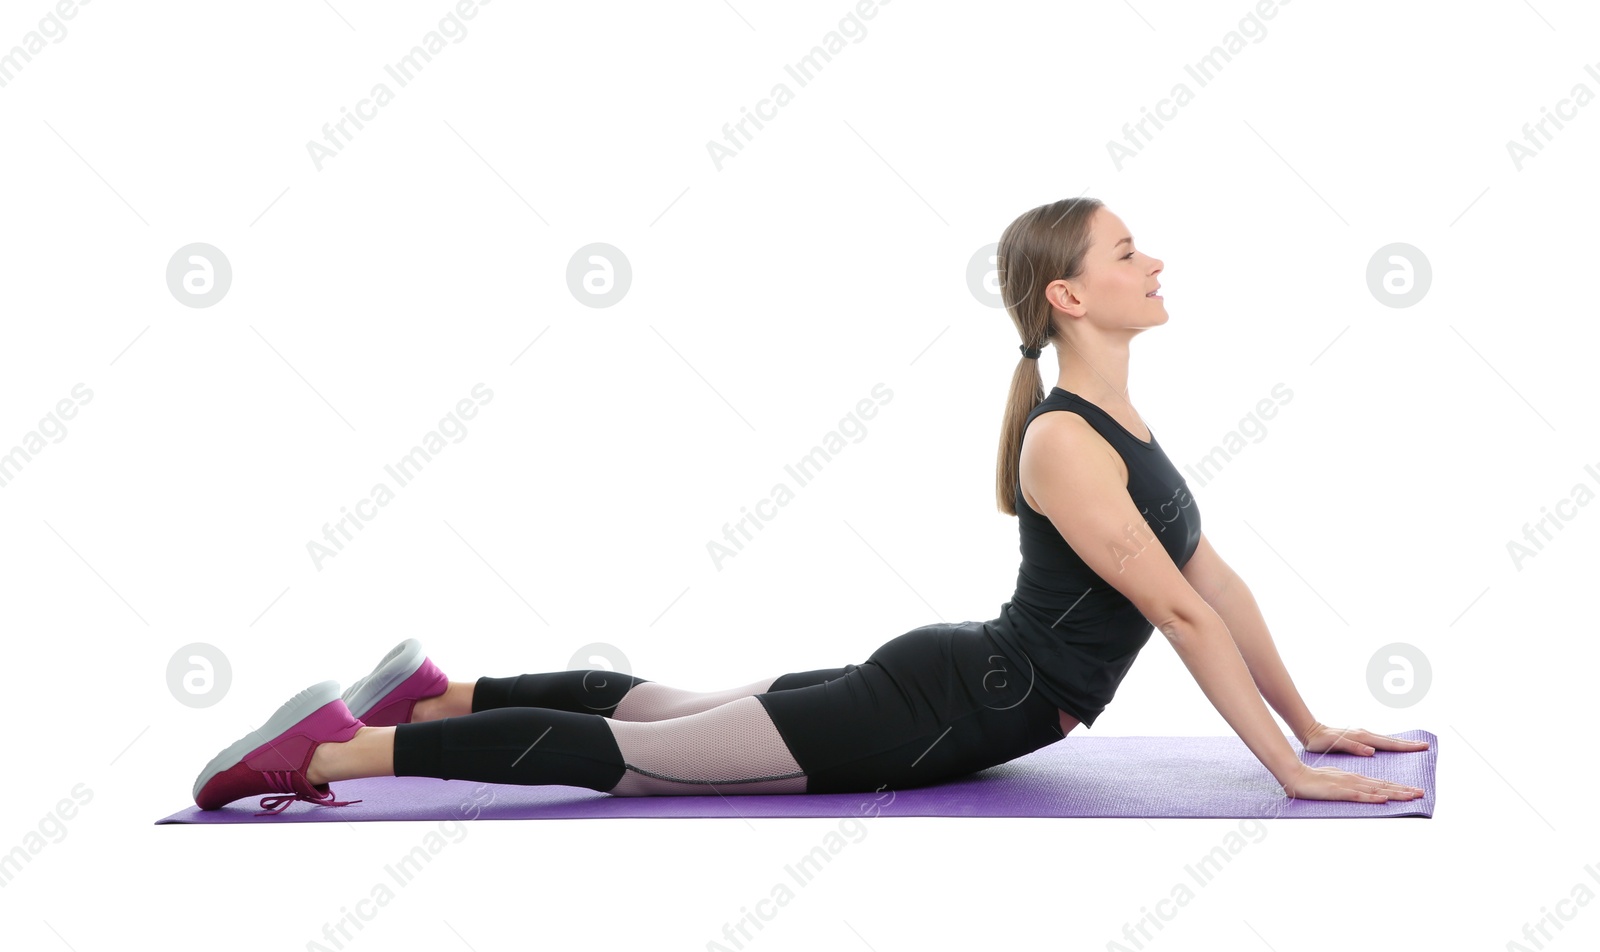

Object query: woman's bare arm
[1182,533,1429,764]
[1179,534,1318,743]
[1024,418,1425,801]
[1022,415,1303,784]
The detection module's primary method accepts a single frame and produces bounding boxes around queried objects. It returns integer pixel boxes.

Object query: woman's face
[1054,208,1166,329]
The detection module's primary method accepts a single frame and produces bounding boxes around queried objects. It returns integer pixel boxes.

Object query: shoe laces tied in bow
[255,770,364,817]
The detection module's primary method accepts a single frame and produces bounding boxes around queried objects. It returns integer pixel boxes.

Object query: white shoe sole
[191,680,342,802]
[341,638,426,721]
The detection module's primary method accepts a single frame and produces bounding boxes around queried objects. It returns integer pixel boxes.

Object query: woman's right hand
[1279,763,1425,802]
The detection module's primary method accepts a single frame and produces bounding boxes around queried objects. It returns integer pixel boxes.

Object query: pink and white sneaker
[340,638,448,728]
[192,680,365,815]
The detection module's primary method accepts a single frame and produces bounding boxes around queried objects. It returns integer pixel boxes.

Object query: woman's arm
[1182,533,1429,761]
[1179,534,1318,743]
[1024,423,1424,800]
[1154,608,1307,785]
[1021,417,1304,785]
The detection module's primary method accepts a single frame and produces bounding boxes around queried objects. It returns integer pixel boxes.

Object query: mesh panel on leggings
[605,695,807,796]
[611,677,779,722]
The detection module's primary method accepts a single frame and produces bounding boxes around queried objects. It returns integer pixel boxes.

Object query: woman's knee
[603,697,808,795]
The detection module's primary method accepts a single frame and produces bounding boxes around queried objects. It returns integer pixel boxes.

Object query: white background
[2,0,1596,948]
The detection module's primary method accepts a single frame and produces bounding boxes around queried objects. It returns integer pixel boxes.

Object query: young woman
[193,197,1427,815]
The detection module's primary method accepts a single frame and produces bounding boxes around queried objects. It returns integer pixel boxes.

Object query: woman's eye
[1124,252,1135,259]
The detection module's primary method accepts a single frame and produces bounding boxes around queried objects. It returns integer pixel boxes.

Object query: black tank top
[984,387,1203,728]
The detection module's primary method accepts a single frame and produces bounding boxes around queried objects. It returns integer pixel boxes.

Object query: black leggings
[392,620,1066,795]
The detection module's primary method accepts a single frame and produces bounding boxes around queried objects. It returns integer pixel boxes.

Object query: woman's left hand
[1298,721,1431,756]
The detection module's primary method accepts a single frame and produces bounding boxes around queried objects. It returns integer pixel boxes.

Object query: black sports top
[984,387,1203,728]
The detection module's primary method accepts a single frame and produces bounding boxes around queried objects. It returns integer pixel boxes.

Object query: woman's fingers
[1360,776,1425,798]
[1341,781,1389,801]
[1368,733,1430,751]
[1331,769,1423,800]
[1284,765,1427,802]
[1343,729,1431,755]
[1306,729,1365,754]
[1354,728,1429,748]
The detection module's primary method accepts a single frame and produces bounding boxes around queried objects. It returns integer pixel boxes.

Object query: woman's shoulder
[1018,407,1129,508]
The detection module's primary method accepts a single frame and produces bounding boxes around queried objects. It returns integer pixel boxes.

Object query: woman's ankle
[306,736,347,785]
[307,726,394,784]
[413,681,474,722]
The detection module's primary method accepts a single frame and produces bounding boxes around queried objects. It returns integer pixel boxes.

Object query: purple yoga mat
[156,729,1435,824]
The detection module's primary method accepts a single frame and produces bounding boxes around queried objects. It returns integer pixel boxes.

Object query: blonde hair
[992,196,1103,515]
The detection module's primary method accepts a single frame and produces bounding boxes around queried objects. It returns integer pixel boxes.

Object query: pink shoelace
[255,770,364,817]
